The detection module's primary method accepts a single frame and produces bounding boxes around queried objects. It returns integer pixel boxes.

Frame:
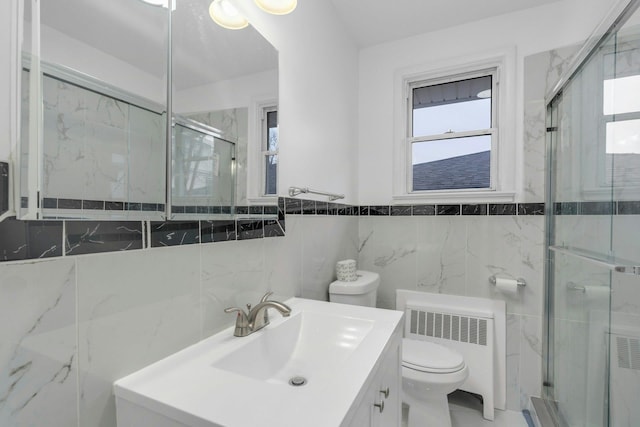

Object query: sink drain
[288,376,307,387]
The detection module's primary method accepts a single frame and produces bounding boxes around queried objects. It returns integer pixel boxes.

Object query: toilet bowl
[402,338,469,427]
[328,274,468,427]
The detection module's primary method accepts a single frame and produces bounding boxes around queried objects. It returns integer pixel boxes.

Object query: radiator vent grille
[408,309,487,346]
[616,336,640,370]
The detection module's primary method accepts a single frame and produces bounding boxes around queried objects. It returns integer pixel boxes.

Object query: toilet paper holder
[566,282,613,294]
[488,275,526,288]
[566,282,585,292]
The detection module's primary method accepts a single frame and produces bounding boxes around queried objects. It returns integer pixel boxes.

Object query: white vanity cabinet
[114,299,404,427]
[345,331,402,427]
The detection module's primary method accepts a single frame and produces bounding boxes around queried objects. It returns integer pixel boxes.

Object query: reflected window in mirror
[599,39,640,194]
[263,106,278,196]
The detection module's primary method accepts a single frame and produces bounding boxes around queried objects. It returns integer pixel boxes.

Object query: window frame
[392,49,516,203]
[407,68,499,193]
[261,105,278,196]
[247,98,278,203]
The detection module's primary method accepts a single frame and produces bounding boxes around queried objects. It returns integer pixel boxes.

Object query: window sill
[392,191,516,204]
[247,196,279,205]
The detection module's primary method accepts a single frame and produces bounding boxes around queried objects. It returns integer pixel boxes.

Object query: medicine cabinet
[16,0,278,221]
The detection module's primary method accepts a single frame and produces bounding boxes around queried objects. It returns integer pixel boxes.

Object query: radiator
[609,325,640,426]
[397,290,506,421]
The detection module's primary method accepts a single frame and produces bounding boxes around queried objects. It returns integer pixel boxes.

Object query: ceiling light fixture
[209,0,249,30]
[254,0,297,15]
[477,89,491,99]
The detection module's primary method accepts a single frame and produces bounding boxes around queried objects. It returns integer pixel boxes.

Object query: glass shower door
[544,3,640,426]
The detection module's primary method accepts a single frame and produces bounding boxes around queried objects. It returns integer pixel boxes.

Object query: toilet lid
[402,338,465,374]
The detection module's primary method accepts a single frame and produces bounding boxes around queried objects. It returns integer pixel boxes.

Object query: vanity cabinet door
[373,340,401,427]
[346,336,401,427]
[348,383,376,426]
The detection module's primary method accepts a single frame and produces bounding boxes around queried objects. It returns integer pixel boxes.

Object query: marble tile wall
[357,214,545,411]
[41,75,166,208]
[522,46,578,203]
[186,108,249,206]
[0,212,358,427]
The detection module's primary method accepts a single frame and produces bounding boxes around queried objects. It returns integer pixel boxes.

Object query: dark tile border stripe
[489,203,517,215]
[4,195,640,263]
[66,221,143,255]
[553,200,640,215]
[517,203,545,216]
[462,204,487,215]
[437,204,461,216]
[37,197,166,212]
[618,201,640,215]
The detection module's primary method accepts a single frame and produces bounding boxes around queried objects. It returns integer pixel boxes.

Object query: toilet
[329,272,469,427]
[328,270,380,307]
[402,339,468,427]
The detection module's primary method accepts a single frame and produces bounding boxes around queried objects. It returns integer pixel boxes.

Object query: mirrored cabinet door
[19,0,168,220]
[170,0,278,220]
[16,0,279,221]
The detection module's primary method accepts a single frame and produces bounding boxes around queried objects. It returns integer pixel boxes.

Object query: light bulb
[209,0,249,30]
[254,0,297,15]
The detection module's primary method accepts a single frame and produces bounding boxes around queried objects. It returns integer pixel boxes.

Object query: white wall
[174,68,278,114]
[357,0,618,204]
[0,0,15,161]
[37,25,165,104]
[236,0,360,204]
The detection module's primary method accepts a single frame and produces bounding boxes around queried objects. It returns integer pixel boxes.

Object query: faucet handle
[224,306,246,315]
[224,307,250,337]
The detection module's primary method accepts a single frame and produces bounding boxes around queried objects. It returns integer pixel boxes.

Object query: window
[262,106,278,195]
[408,69,497,192]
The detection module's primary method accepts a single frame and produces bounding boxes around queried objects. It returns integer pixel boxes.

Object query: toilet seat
[402,338,465,374]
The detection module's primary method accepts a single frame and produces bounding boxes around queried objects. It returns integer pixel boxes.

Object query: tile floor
[402,391,530,427]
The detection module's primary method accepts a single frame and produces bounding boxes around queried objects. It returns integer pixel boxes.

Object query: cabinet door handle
[379,387,390,398]
[374,400,384,413]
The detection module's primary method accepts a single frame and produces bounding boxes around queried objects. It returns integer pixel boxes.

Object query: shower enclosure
[543,1,640,425]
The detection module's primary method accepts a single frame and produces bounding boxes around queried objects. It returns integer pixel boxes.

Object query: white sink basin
[212,310,374,384]
[114,298,403,427]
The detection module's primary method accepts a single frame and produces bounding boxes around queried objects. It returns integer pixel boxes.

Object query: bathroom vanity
[114,298,403,427]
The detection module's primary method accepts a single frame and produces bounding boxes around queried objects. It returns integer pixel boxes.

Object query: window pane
[413,76,492,137]
[605,120,640,186]
[412,135,491,191]
[267,111,278,151]
[603,75,640,115]
[265,154,277,195]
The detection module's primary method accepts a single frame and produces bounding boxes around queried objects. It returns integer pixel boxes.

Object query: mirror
[20,0,169,220]
[170,0,278,220]
[18,0,278,220]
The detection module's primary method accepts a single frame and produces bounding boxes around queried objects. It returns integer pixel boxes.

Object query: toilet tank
[329,270,380,307]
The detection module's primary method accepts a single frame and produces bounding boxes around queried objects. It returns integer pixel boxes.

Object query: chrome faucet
[224,291,291,337]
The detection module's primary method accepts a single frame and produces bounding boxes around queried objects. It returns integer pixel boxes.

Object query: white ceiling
[329,0,564,47]
[36,0,565,90]
[38,0,278,90]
